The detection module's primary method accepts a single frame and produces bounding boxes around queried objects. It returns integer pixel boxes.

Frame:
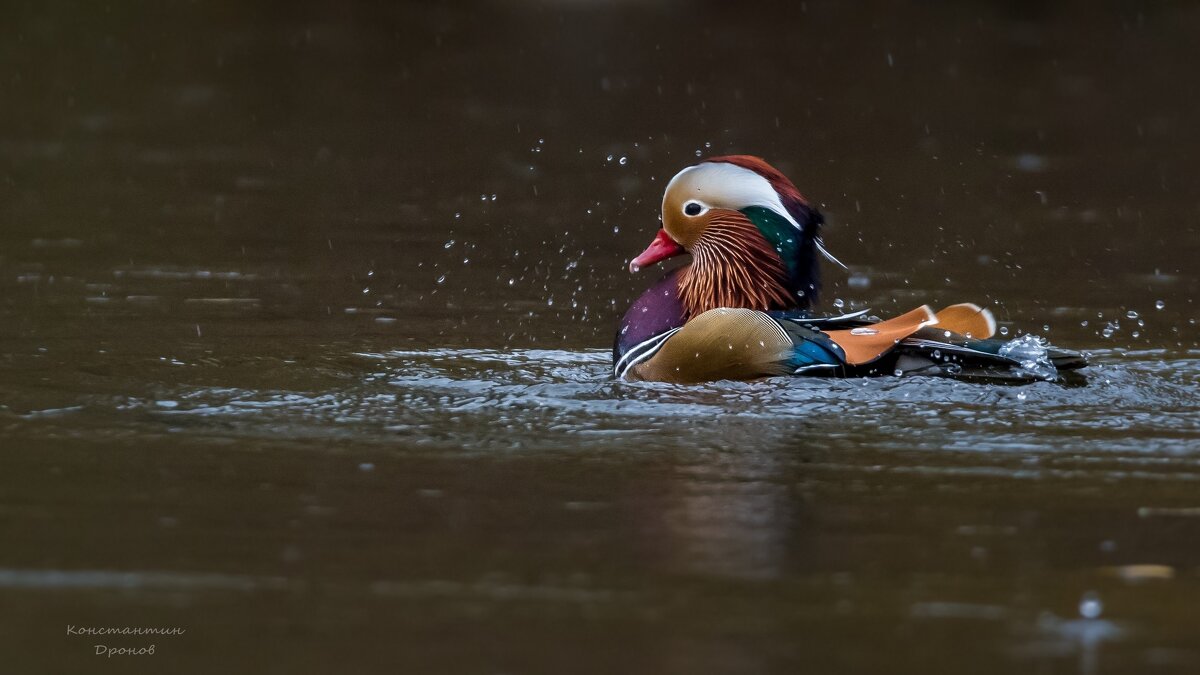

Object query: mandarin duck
[613,155,1087,383]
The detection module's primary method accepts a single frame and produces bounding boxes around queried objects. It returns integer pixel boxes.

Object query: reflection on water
[4,344,1200,672]
[2,0,1200,673]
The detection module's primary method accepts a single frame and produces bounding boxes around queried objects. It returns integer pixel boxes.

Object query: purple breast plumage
[612,268,686,377]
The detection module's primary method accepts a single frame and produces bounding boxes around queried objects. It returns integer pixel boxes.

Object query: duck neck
[677,215,795,319]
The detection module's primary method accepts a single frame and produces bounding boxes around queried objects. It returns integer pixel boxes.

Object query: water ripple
[8,348,1197,463]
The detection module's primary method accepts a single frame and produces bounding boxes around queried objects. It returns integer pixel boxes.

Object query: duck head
[629,155,841,317]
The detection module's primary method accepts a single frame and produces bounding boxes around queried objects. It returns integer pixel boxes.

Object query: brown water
[2,2,1200,673]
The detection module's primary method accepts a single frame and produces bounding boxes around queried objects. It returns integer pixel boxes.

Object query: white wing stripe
[614,328,682,379]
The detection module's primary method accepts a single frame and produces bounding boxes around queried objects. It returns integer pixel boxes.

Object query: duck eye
[684,202,702,216]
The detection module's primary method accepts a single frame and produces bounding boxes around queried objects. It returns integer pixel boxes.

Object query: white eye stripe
[666,163,802,231]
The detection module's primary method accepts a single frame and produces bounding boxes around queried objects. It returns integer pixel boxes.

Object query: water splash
[999,334,1058,381]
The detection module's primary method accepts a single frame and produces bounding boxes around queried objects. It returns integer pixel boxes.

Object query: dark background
[3,0,1196,348]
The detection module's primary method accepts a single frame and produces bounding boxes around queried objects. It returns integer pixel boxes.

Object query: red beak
[629,228,685,273]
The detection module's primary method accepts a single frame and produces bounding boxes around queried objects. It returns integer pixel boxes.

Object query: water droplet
[618,156,627,165]
[436,275,446,284]
[893,369,903,377]
[443,239,455,248]
[1126,310,1139,319]
[1155,300,1165,310]
[1079,591,1103,619]
[606,154,613,162]
[999,326,1009,336]
[850,327,878,335]
[833,298,845,309]
[694,149,702,157]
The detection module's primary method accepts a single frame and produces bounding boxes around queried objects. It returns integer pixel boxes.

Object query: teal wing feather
[772,318,847,375]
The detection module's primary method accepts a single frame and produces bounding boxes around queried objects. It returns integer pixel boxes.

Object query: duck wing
[627,308,799,383]
[620,305,1087,384]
